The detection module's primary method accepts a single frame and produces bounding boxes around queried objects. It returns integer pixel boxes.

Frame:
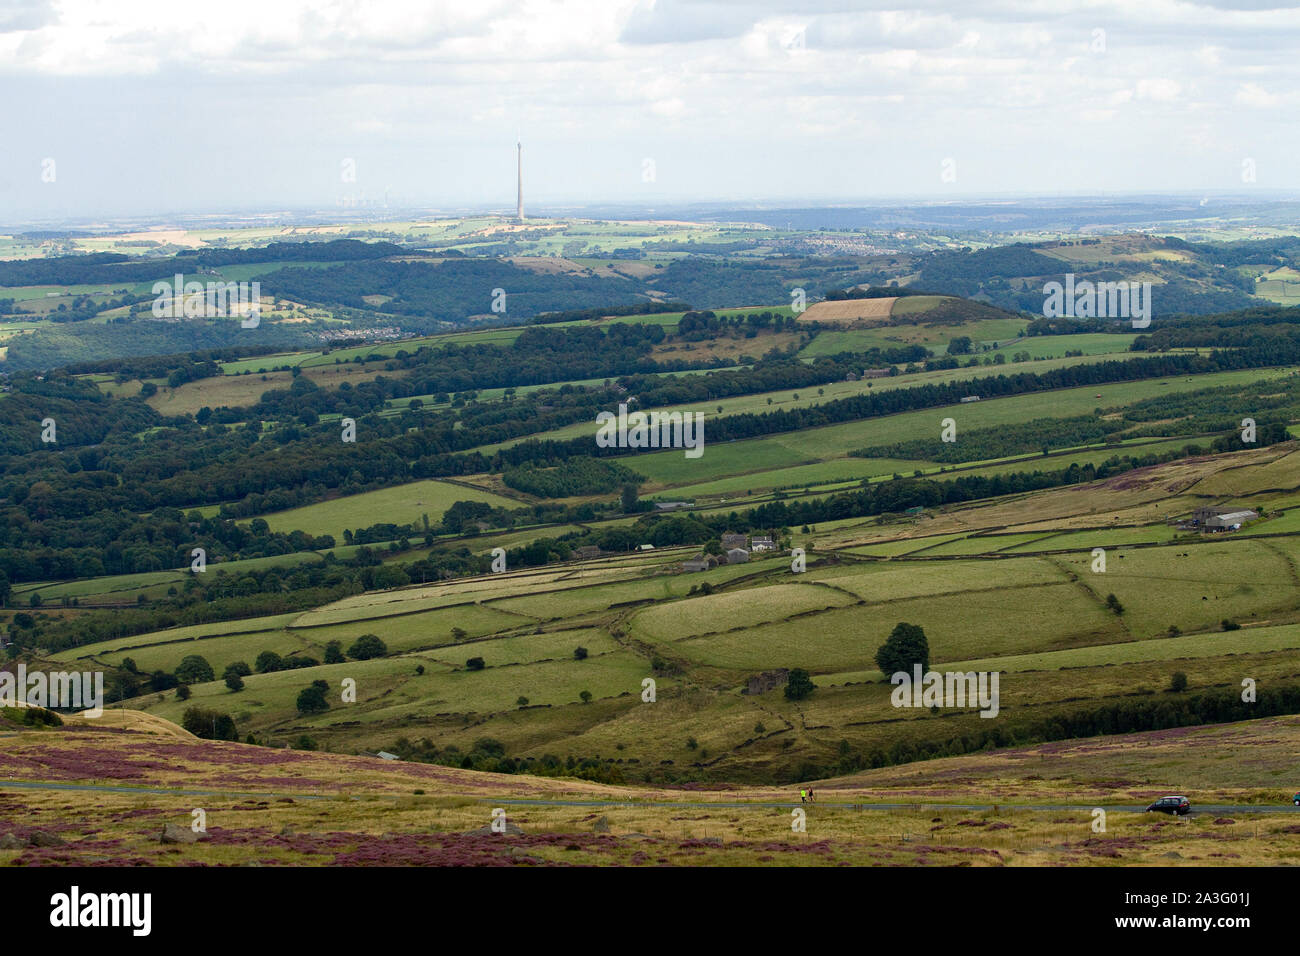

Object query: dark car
[1146,795,1190,815]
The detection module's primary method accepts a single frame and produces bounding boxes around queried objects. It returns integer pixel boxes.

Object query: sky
[3,0,1300,222]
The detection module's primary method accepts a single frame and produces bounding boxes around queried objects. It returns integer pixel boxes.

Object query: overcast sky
[3,0,1300,223]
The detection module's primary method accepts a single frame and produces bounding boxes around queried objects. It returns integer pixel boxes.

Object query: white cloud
[1135,77,1183,101]
[1235,81,1281,106]
[4,0,1300,216]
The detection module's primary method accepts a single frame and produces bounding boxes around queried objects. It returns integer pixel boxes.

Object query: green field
[254,479,521,537]
[472,366,1292,494]
[89,443,1300,783]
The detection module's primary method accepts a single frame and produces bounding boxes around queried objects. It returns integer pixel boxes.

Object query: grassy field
[472,366,1292,494]
[254,479,521,537]
[797,316,1032,355]
[61,445,1292,786]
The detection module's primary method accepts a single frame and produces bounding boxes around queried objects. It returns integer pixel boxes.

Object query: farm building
[655,501,692,512]
[638,543,655,551]
[726,548,750,564]
[750,536,776,552]
[574,545,603,560]
[1205,510,1258,531]
[864,368,892,378]
[682,554,718,572]
[1191,506,1259,531]
[721,532,748,550]
[959,395,980,403]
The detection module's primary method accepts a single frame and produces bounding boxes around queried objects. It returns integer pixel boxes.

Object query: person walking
[800,788,807,804]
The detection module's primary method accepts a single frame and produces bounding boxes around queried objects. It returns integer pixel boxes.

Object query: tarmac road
[4,779,1299,814]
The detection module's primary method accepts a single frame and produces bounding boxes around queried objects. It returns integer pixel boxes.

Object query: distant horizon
[8,189,1300,235]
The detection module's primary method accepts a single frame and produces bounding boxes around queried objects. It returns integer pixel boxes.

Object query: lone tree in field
[224,671,245,693]
[347,634,387,660]
[466,657,486,671]
[1168,671,1188,693]
[175,654,214,685]
[323,641,345,664]
[784,668,815,701]
[574,646,588,660]
[1105,593,1124,615]
[875,622,930,676]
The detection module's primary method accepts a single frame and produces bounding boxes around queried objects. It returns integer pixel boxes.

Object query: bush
[579,690,592,704]
[874,622,929,676]
[1,705,62,727]
[255,651,283,673]
[1169,672,1189,693]
[347,634,387,660]
[176,685,191,701]
[784,668,816,701]
[516,696,529,708]
[323,641,345,664]
[574,646,588,660]
[1222,619,1241,631]
[466,657,485,671]
[224,672,245,692]
[296,684,329,714]
[1105,593,1125,615]
[224,661,251,677]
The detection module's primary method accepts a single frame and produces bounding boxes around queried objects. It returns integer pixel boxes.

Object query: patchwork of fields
[51,442,1298,784]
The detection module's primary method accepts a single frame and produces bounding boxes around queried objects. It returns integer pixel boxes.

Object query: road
[3,779,1298,814]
